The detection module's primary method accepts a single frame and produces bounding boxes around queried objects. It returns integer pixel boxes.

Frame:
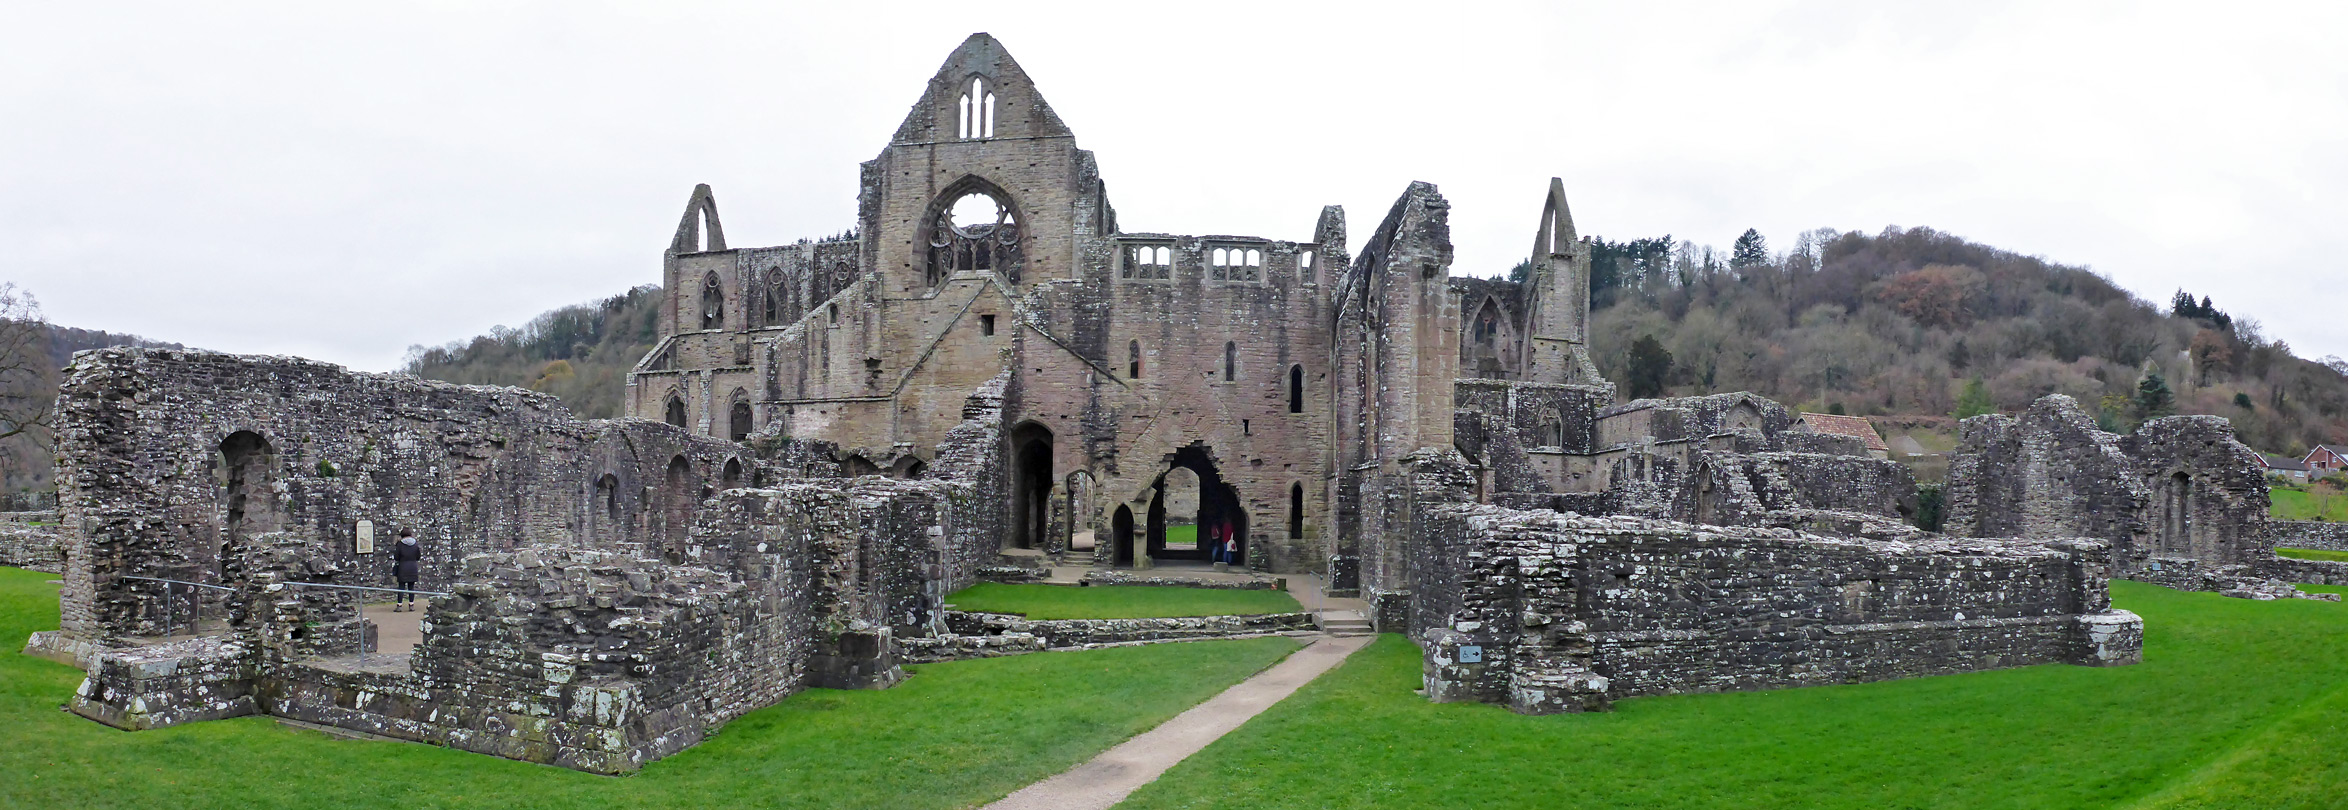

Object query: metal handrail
[119,574,237,592]
[281,581,452,597]
[279,580,450,667]
[119,575,234,638]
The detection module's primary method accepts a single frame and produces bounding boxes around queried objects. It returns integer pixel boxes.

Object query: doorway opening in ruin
[729,401,753,442]
[1143,445,1246,565]
[2165,471,2193,554]
[1112,504,1135,566]
[1009,422,1054,551]
[662,456,693,561]
[218,431,277,589]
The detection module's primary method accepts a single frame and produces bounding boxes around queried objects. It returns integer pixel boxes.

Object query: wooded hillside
[397,285,663,420]
[1577,226,2348,456]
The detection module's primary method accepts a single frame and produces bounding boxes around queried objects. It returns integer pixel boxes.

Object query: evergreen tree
[1953,378,1995,419]
[1730,228,1768,269]
[2133,371,2177,420]
[1626,334,1673,399]
[1946,339,1971,373]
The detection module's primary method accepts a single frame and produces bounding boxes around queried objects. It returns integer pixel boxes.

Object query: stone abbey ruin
[21,33,2347,773]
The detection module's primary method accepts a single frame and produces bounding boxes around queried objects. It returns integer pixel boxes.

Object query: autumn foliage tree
[1873,264,1985,329]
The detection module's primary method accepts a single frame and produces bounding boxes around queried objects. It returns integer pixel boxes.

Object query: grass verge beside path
[945,582,1301,619]
[1120,581,2348,810]
[2276,547,2348,563]
[0,566,1300,810]
[2271,487,2348,521]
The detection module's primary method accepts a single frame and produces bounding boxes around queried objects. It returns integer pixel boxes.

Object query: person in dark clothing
[391,529,422,611]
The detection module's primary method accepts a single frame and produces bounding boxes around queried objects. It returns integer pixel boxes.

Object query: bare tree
[0,283,56,450]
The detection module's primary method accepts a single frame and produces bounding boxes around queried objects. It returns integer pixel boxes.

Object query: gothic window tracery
[927,190,1022,286]
[700,272,725,330]
[957,77,995,139]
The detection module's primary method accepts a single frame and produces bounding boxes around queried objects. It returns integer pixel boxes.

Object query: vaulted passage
[1145,445,1246,565]
[1009,422,1054,550]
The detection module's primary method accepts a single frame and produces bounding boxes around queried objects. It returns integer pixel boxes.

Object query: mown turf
[2275,547,2348,563]
[1121,581,2348,810]
[0,567,1299,809]
[944,582,1301,620]
[2270,487,2348,521]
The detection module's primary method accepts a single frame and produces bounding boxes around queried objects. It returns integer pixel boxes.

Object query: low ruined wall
[930,610,1314,655]
[2265,555,2348,586]
[2271,521,2348,552]
[0,511,63,571]
[1411,505,2138,714]
[69,637,256,730]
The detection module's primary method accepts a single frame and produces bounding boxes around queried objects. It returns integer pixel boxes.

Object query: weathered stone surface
[0,510,63,571]
[2270,520,2348,552]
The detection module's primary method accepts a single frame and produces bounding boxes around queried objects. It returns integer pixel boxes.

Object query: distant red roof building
[1795,413,1890,459]
[2309,445,2348,473]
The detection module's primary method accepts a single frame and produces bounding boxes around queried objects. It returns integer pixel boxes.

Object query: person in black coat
[391,529,422,612]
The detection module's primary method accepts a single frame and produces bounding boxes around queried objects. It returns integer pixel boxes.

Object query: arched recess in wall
[217,431,278,597]
[594,473,622,543]
[1288,364,1304,413]
[921,176,1025,288]
[664,393,687,428]
[701,272,726,330]
[1223,342,1237,382]
[2163,471,2193,555]
[890,455,927,479]
[1289,482,1305,539]
[661,456,694,561]
[728,393,754,442]
[722,458,743,490]
[1128,340,1143,379]
[1008,422,1054,551]
[841,455,881,477]
[1112,504,1135,566]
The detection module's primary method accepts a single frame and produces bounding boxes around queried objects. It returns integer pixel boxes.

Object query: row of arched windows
[1118,244,1317,284]
[662,392,756,442]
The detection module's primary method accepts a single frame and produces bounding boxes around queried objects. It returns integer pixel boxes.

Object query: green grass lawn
[945,582,1301,620]
[2277,547,2348,563]
[2270,487,2348,521]
[0,567,1300,810]
[1122,581,2348,810]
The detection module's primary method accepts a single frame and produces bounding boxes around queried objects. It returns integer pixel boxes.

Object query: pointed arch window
[1223,342,1237,382]
[1288,364,1304,413]
[760,266,783,326]
[1129,340,1143,379]
[1289,482,1305,539]
[957,77,996,139]
[664,395,687,428]
[700,272,725,330]
[928,188,1022,286]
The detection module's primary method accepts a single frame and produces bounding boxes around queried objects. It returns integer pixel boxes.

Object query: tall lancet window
[957,78,995,139]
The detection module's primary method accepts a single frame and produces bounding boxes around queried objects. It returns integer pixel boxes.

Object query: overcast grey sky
[4,1,2343,371]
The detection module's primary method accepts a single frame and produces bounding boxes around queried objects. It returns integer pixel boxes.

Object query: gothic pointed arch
[669,183,727,254]
[919,175,1026,288]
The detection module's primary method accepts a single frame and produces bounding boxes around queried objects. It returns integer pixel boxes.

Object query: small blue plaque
[1457,645,1483,663]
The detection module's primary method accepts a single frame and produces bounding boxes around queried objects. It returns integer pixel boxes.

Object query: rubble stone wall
[2271,521,2348,552]
[1410,505,2138,714]
[0,510,63,570]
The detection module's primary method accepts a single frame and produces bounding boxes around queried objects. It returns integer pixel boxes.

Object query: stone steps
[1317,610,1372,636]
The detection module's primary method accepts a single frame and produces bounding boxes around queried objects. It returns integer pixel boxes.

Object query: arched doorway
[1009,422,1053,550]
[728,400,753,441]
[1143,444,1247,565]
[1112,504,1135,566]
[662,456,693,560]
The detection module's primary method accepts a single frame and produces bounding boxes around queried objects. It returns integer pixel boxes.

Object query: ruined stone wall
[0,510,63,571]
[1596,393,1790,450]
[1411,505,2139,713]
[1678,451,1919,527]
[51,348,750,637]
[1453,379,1615,498]
[2271,521,2348,551]
[1944,396,2272,578]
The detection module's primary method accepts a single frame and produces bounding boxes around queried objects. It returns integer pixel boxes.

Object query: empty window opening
[700,273,725,330]
[722,458,743,489]
[1223,342,1237,381]
[928,189,1022,286]
[1129,340,1143,379]
[1288,483,1304,539]
[1288,364,1304,412]
[1210,245,1263,282]
[664,395,687,428]
[980,314,996,336]
[1122,244,1172,280]
[596,473,620,525]
[1242,419,1250,436]
[958,77,996,139]
[827,302,838,323]
[760,267,781,325]
[1299,250,1314,269]
[728,401,753,442]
